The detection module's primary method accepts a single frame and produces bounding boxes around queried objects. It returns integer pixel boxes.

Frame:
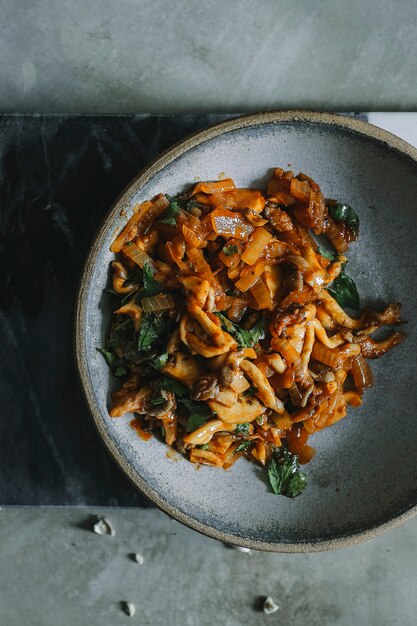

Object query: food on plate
[98,168,405,497]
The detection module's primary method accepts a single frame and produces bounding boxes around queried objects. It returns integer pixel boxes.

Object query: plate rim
[75,110,417,552]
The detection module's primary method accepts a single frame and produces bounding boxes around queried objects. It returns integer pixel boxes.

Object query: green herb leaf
[137,313,165,352]
[185,199,206,212]
[267,448,307,498]
[158,216,177,226]
[96,348,115,368]
[235,423,250,436]
[197,443,210,450]
[108,318,138,363]
[328,203,359,236]
[160,376,187,396]
[179,397,214,416]
[222,244,239,256]
[317,245,336,262]
[236,317,265,348]
[179,397,214,432]
[328,266,360,310]
[185,413,208,432]
[158,198,181,225]
[161,425,166,438]
[142,263,162,297]
[235,441,252,453]
[215,313,265,348]
[148,352,169,370]
[96,348,127,377]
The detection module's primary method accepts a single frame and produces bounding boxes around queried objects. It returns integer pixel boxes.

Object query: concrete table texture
[1,0,417,113]
[1,0,417,624]
[1,508,416,626]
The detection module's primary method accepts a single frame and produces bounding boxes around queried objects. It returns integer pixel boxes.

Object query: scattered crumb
[232,546,251,554]
[93,516,115,536]
[120,209,127,217]
[263,596,279,614]
[130,552,145,564]
[121,601,136,617]
[218,171,227,179]
[193,175,201,181]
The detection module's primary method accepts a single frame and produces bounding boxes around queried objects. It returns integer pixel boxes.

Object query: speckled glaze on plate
[75,111,417,552]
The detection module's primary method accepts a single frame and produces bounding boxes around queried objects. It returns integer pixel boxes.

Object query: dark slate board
[0,113,366,506]
[0,114,234,506]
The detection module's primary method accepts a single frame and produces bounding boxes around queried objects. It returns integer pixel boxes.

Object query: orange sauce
[130,417,153,441]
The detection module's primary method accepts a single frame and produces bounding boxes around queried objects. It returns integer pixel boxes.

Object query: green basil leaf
[96,347,115,368]
[215,313,265,348]
[158,197,181,225]
[96,348,127,377]
[158,216,177,226]
[197,443,210,450]
[235,423,250,436]
[328,203,359,236]
[160,376,187,396]
[179,397,213,417]
[328,267,360,310]
[317,245,336,262]
[114,366,128,377]
[185,413,208,432]
[244,317,265,346]
[137,313,165,352]
[142,263,162,297]
[179,397,214,432]
[267,448,307,498]
[222,244,239,256]
[235,441,252,453]
[148,352,169,370]
[185,199,207,212]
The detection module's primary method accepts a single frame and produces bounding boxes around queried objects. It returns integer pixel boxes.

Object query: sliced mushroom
[114,301,142,332]
[161,352,205,388]
[110,385,152,418]
[190,374,219,401]
[111,261,137,295]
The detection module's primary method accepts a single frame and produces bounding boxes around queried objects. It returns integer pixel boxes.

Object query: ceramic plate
[76,111,417,551]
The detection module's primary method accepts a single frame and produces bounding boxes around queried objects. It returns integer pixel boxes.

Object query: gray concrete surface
[1,0,417,113]
[1,508,417,626]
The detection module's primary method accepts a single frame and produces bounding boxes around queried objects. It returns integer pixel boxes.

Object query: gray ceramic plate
[76,111,417,552]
